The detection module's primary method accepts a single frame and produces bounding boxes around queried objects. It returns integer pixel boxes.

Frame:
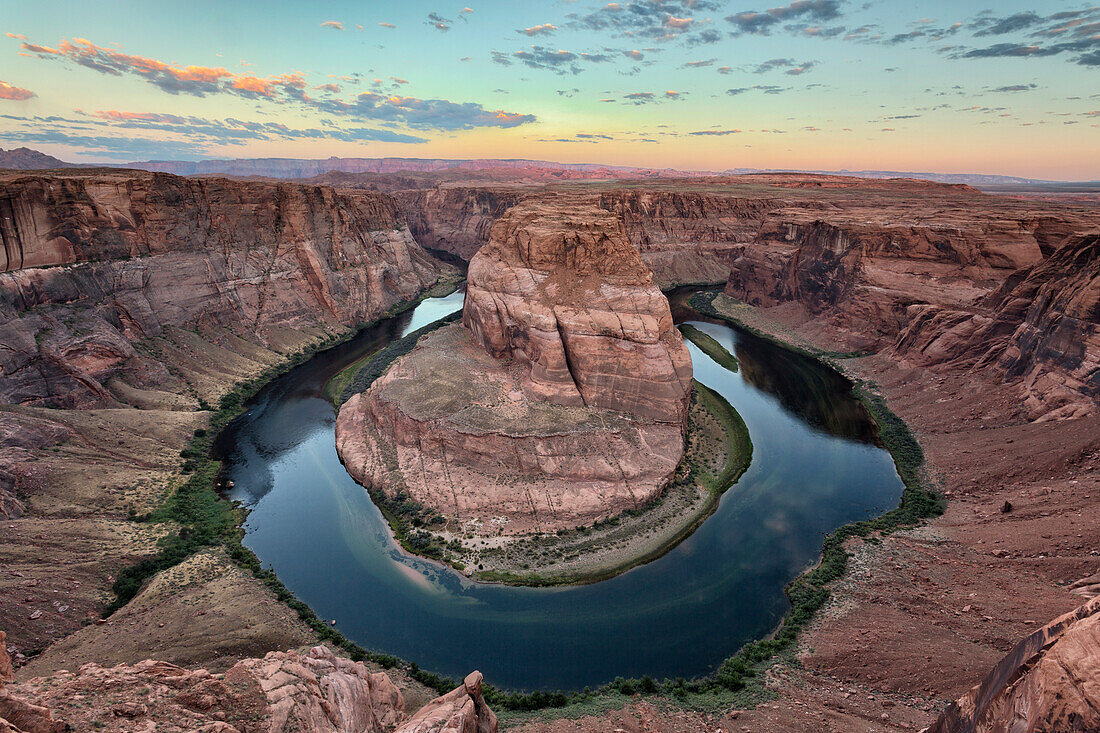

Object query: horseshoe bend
[335,198,695,539]
[1,156,1099,730]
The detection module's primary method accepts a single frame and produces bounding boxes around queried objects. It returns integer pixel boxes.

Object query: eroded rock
[927,596,1100,733]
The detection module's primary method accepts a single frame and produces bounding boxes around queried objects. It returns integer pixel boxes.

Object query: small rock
[1001,501,1013,513]
[29,609,42,620]
[112,702,148,718]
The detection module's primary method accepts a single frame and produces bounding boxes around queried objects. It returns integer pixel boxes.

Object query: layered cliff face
[928,596,1100,733]
[463,199,693,422]
[893,232,1100,420]
[598,190,779,288]
[336,198,691,534]
[394,187,522,261]
[0,171,446,408]
[0,642,498,733]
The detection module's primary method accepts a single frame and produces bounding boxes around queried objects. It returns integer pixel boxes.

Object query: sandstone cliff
[893,232,1100,420]
[0,170,446,409]
[927,595,1100,733]
[0,642,497,733]
[394,187,523,261]
[336,197,691,534]
[463,198,692,422]
[598,190,778,288]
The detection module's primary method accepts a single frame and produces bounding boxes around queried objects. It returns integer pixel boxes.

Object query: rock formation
[463,199,692,422]
[0,642,498,733]
[337,198,692,534]
[893,232,1099,420]
[927,596,1100,733]
[0,170,446,408]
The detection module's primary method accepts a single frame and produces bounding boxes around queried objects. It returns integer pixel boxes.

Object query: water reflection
[214,288,903,690]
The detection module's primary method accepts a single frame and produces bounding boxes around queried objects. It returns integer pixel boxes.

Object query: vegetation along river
[215,287,904,691]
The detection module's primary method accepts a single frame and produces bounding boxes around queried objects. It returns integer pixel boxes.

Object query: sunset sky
[1,0,1097,179]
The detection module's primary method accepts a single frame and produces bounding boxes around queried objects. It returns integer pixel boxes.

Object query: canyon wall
[0,171,446,409]
[597,190,779,287]
[893,231,1099,420]
[394,187,522,261]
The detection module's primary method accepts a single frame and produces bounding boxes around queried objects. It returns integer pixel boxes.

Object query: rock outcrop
[0,642,497,733]
[0,170,446,408]
[399,671,497,733]
[893,232,1100,420]
[337,198,692,534]
[463,199,692,423]
[927,596,1100,733]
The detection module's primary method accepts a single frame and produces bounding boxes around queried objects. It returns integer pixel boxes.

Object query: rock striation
[0,170,446,408]
[0,642,498,733]
[395,187,523,261]
[598,190,778,288]
[337,198,692,534]
[893,231,1100,420]
[927,595,1100,733]
[463,199,693,423]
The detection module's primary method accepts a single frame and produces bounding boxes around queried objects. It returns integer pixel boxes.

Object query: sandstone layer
[337,198,691,534]
[463,199,692,422]
[395,187,523,261]
[0,170,445,409]
[0,642,497,733]
[928,595,1100,733]
[337,324,684,534]
[893,232,1099,420]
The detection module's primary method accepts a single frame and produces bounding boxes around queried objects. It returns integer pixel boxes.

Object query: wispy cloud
[0,81,35,100]
[320,21,344,30]
[727,0,841,36]
[518,23,558,36]
[19,36,538,130]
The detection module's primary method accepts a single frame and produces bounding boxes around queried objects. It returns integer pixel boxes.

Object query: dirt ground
[510,300,1099,732]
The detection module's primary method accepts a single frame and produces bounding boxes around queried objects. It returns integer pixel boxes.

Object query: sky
[1,0,1097,179]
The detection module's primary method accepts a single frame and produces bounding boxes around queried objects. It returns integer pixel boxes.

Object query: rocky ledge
[336,198,692,535]
[0,637,497,733]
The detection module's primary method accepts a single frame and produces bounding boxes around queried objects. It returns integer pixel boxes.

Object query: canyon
[0,161,1098,732]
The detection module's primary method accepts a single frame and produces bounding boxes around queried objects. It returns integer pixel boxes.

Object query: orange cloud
[320,21,344,30]
[0,80,35,100]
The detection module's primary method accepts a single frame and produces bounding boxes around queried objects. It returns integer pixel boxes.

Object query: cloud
[320,21,344,30]
[426,13,452,32]
[519,23,558,36]
[0,109,432,160]
[617,90,684,104]
[727,0,841,36]
[502,46,610,74]
[379,22,396,29]
[568,1,721,41]
[991,83,1038,92]
[623,49,644,60]
[19,36,537,131]
[727,84,787,95]
[972,12,1041,37]
[0,80,35,100]
[21,37,234,96]
[683,58,716,67]
[689,128,742,135]
[749,58,816,74]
